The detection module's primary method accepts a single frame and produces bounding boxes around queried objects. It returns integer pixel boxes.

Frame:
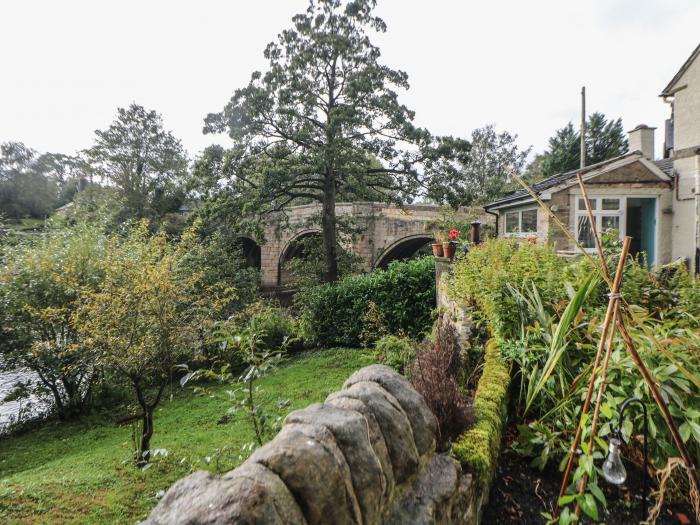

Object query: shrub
[374,334,415,374]
[450,239,565,340]
[298,256,435,347]
[234,301,299,352]
[0,222,107,419]
[177,226,260,316]
[281,233,362,289]
[410,316,471,451]
[77,223,233,465]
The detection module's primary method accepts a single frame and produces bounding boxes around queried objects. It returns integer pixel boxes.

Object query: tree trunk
[133,380,166,466]
[139,407,154,466]
[134,381,153,466]
[61,377,83,418]
[35,370,66,419]
[321,172,339,282]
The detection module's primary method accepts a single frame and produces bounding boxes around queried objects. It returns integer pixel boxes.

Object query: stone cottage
[485,42,700,272]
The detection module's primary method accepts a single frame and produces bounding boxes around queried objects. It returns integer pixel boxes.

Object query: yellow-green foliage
[449,239,564,340]
[452,339,510,487]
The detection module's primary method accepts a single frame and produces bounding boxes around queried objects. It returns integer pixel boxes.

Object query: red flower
[448,228,461,240]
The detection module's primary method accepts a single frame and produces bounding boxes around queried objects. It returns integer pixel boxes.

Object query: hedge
[298,256,435,347]
[451,338,510,488]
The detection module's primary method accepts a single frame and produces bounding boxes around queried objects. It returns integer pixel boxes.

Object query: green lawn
[3,218,46,230]
[0,348,373,524]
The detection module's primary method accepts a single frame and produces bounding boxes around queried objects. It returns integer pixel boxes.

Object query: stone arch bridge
[234,202,492,291]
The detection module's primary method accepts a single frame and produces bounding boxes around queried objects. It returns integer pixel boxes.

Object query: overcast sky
[1,0,698,161]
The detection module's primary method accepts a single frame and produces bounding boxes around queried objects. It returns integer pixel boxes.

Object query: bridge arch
[374,234,435,269]
[235,236,261,270]
[277,229,322,287]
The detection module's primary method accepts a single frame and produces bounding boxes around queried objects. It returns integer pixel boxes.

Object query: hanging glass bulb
[602,437,627,485]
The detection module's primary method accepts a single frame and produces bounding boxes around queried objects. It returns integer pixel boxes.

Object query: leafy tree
[281,233,361,289]
[77,224,231,465]
[177,226,260,317]
[538,113,628,179]
[0,142,58,219]
[204,0,467,282]
[187,145,227,202]
[86,104,188,222]
[0,223,107,418]
[522,153,546,185]
[32,152,90,208]
[432,125,530,206]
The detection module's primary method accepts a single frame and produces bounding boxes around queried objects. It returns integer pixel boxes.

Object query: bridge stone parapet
[145,364,477,525]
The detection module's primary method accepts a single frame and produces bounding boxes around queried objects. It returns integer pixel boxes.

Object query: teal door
[626,198,656,268]
[639,198,656,268]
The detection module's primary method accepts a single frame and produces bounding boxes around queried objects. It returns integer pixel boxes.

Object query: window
[504,208,538,235]
[575,196,623,248]
[505,212,520,233]
[521,209,538,232]
[578,198,596,211]
[602,198,620,211]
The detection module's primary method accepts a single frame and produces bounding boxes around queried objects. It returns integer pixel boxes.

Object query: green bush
[177,228,260,316]
[226,301,300,354]
[0,222,108,418]
[297,256,435,347]
[374,334,415,374]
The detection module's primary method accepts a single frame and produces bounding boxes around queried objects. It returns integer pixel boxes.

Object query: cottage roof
[484,151,672,211]
[661,42,700,97]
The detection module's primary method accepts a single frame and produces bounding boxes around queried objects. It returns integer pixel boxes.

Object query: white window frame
[575,196,625,251]
[503,207,538,237]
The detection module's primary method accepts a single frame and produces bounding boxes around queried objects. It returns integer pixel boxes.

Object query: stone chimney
[628,124,656,159]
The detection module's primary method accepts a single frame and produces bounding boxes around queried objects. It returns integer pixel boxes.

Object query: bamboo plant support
[555,237,630,510]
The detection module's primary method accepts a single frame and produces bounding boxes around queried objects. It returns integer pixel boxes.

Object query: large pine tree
[204,0,466,282]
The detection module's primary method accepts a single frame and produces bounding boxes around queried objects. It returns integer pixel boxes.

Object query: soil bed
[482,449,696,524]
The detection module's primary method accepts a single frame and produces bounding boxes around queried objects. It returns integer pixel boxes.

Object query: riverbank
[0,347,373,524]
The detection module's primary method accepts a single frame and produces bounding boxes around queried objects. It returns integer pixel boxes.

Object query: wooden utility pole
[580,86,586,169]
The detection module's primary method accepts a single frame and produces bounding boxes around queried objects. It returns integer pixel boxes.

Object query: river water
[0,366,47,431]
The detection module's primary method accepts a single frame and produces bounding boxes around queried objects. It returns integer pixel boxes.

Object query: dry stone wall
[145,365,476,525]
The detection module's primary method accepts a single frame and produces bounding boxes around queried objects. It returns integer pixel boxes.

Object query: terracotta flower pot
[442,242,456,259]
[431,243,444,257]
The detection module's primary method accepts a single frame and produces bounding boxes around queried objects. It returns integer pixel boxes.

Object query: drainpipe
[485,209,499,236]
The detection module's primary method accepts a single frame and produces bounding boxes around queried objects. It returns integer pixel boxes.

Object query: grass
[0,347,373,524]
[2,218,46,230]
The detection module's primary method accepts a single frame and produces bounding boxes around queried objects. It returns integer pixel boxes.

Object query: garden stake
[571,173,620,514]
[576,173,611,282]
[585,305,619,455]
[555,237,630,513]
[573,304,620,517]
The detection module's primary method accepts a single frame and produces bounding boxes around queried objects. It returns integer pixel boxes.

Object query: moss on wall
[452,338,510,489]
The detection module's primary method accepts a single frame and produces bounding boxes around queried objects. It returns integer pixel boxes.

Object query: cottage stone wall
[145,365,478,525]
